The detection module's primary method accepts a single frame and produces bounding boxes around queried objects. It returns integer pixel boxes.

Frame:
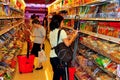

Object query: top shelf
[10,7,23,13]
[81,0,110,6]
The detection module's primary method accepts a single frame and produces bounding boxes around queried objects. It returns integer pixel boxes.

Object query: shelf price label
[117,64,120,78]
[93,68,100,77]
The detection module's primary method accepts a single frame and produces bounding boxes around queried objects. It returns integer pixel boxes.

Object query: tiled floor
[13,40,53,80]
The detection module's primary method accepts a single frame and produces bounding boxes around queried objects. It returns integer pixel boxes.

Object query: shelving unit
[0,16,24,19]
[78,43,116,78]
[0,20,24,36]
[79,30,120,44]
[80,18,120,21]
[0,0,25,80]
[48,0,120,79]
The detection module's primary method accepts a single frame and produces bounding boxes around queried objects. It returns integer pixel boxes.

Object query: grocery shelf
[0,16,24,19]
[76,57,96,80]
[80,18,120,21]
[64,15,76,19]
[10,7,23,13]
[0,42,23,80]
[93,61,116,78]
[78,49,116,78]
[0,2,9,5]
[0,20,24,36]
[81,0,110,6]
[64,15,120,21]
[80,41,120,64]
[79,30,120,44]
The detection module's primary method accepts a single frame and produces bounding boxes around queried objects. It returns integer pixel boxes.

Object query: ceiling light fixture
[26,3,49,8]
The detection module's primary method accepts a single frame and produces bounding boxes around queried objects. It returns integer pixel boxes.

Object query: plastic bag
[38,50,47,62]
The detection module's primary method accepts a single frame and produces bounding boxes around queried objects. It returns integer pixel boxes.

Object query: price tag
[117,64,120,77]
[93,68,100,77]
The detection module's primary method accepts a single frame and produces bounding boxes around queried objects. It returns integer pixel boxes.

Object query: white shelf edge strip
[80,30,120,44]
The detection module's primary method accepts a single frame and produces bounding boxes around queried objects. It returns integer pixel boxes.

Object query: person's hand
[40,44,43,50]
[72,30,78,37]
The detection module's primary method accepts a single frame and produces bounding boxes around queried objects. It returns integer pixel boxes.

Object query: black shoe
[35,66,43,70]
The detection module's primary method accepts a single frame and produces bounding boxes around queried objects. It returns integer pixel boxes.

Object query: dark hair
[32,19,40,24]
[50,14,64,31]
[31,14,36,20]
[36,15,39,18]
[45,13,48,16]
[59,10,68,14]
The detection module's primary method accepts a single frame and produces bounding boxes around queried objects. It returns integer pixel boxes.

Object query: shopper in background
[42,14,48,39]
[35,15,39,20]
[30,14,36,29]
[49,14,78,80]
[28,19,46,70]
[42,13,48,29]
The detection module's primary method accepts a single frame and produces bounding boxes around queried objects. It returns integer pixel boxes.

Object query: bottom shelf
[0,42,24,80]
[76,55,116,80]
[75,67,93,80]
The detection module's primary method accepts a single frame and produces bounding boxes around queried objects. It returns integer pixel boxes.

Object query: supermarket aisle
[13,40,53,80]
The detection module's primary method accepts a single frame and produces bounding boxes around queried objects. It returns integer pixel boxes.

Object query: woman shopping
[49,14,78,80]
[28,19,46,70]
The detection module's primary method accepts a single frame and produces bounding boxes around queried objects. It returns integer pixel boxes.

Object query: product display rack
[48,0,120,80]
[0,16,24,19]
[0,20,24,36]
[0,1,25,80]
[78,43,116,78]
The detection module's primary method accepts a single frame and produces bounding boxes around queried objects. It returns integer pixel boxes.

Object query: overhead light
[26,3,49,8]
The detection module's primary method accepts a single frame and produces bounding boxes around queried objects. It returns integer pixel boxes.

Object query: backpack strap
[51,29,62,49]
[57,29,62,44]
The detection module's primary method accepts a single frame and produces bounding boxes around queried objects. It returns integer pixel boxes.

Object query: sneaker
[35,66,43,70]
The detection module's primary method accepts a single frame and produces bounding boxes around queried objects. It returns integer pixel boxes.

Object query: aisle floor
[13,40,53,80]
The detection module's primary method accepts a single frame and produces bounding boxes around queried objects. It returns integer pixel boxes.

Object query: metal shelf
[80,41,120,64]
[0,16,23,20]
[76,57,96,80]
[79,30,120,44]
[80,18,120,21]
[10,7,23,13]
[64,15,120,21]
[0,20,24,36]
[78,49,116,78]
[0,2,9,5]
[81,0,110,6]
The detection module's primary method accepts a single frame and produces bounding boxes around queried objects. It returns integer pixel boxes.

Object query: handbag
[38,50,47,62]
[52,30,73,62]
